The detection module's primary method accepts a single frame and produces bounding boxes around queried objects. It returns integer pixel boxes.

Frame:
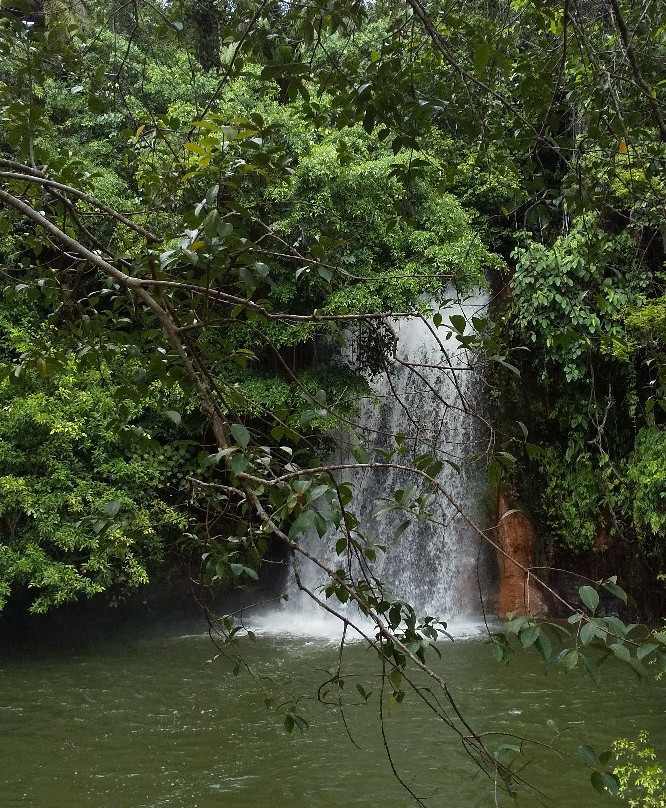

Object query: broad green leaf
[610,643,631,663]
[600,773,619,795]
[579,586,599,614]
[520,625,540,649]
[394,520,411,540]
[603,580,628,604]
[165,410,182,425]
[535,631,552,663]
[104,500,122,518]
[473,42,492,76]
[579,621,598,645]
[229,563,258,580]
[230,423,251,448]
[230,454,248,474]
[637,642,658,661]
[449,314,466,333]
[579,745,597,767]
[591,771,605,794]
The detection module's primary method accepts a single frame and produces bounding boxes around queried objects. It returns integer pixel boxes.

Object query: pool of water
[0,611,663,807]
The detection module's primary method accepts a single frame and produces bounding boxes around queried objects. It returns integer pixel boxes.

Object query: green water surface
[0,615,663,807]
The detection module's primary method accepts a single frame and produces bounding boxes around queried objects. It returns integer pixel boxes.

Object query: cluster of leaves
[0,309,196,612]
[493,581,666,678]
[613,732,666,808]
[511,218,649,384]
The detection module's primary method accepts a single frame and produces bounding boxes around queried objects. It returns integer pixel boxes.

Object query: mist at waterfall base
[251,293,496,640]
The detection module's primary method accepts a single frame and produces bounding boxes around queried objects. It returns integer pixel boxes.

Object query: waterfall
[254,291,495,638]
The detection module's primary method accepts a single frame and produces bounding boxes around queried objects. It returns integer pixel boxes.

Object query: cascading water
[254,291,495,638]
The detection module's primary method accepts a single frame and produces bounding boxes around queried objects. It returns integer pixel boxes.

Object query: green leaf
[165,410,182,425]
[308,484,330,503]
[579,744,597,767]
[563,649,579,671]
[389,668,402,690]
[610,643,631,663]
[104,500,122,518]
[351,445,369,464]
[581,654,601,685]
[600,773,619,795]
[520,625,540,648]
[579,621,598,646]
[206,446,237,466]
[394,520,411,540]
[590,769,619,796]
[449,314,466,333]
[230,454,248,474]
[355,683,371,701]
[206,184,220,205]
[473,42,492,76]
[590,771,604,794]
[239,266,256,288]
[547,648,569,672]
[230,423,251,448]
[229,563,258,580]
[535,631,552,663]
[636,642,658,661]
[579,586,599,614]
[603,580,628,604]
[598,750,612,766]
[92,518,110,535]
[604,616,627,638]
[288,509,315,539]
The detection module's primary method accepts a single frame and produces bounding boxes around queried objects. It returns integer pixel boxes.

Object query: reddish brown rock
[496,492,548,616]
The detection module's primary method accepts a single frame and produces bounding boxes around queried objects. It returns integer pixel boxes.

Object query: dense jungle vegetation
[0,0,664,799]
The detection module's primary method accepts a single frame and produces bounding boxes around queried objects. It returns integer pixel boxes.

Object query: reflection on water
[0,614,663,808]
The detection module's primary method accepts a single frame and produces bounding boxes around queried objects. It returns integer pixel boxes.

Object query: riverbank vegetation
[0,0,664,801]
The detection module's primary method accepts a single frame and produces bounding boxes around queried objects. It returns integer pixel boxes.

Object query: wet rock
[496,492,548,616]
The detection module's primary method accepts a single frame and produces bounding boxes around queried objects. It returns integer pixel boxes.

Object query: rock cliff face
[496,492,548,616]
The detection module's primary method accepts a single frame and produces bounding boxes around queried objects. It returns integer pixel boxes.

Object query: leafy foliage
[0,322,194,612]
[511,219,648,383]
[614,733,666,808]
